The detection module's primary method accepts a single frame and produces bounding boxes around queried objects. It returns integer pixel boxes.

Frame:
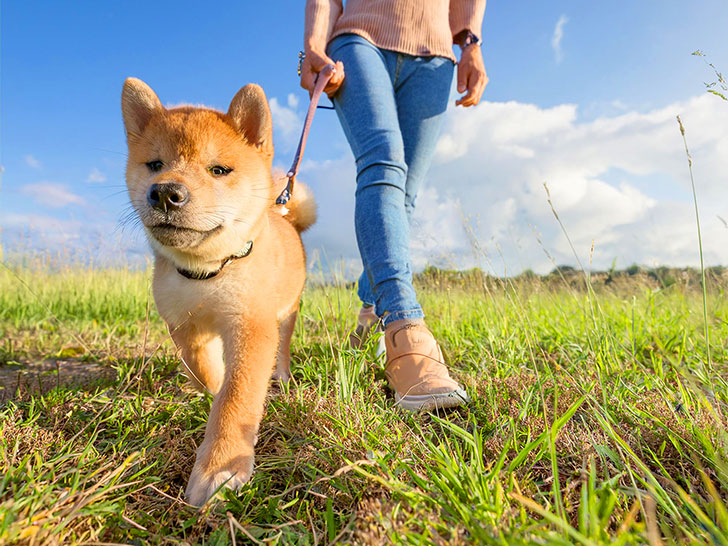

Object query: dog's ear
[227,84,273,160]
[122,78,163,138]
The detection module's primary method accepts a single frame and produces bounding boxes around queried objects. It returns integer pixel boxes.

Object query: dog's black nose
[147,183,190,211]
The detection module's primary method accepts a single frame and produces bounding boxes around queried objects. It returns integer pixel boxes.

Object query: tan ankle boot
[384,319,468,412]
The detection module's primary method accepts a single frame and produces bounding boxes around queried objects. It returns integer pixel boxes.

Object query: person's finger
[300,69,314,93]
[308,50,337,73]
[456,66,476,106]
[476,71,489,97]
[324,61,345,93]
[471,84,484,106]
[455,91,471,107]
[457,61,469,94]
[325,83,343,97]
[471,74,487,105]
[333,60,345,82]
[478,76,488,101]
[471,78,483,103]
[320,61,343,98]
[302,53,341,96]
[459,68,489,107]
[325,81,342,96]
[306,50,326,71]
[458,84,478,107]
[300,55,318,93]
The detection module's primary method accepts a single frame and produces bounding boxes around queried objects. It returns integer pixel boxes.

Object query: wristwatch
[455,29,481,50]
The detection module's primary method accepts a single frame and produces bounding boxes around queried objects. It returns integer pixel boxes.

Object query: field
[1,265,727,545]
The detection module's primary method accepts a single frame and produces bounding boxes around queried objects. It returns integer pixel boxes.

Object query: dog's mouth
[147,222,224,248]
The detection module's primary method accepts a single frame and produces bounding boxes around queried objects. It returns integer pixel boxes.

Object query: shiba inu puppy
[121,78,316,505]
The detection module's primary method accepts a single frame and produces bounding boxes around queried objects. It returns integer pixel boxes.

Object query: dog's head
[122,78,275,267]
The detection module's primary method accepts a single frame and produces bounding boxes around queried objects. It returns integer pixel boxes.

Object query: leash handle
[276,64,336,205]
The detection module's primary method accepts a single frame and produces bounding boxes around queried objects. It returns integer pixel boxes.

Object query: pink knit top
[305,0,486,62]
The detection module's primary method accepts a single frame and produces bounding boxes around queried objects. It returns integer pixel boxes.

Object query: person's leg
[357,57,452,298]
[380,55,467,412]
[394,56,454,220]
[328,34,422,324]
[328,37,466,411]
[357,270,375,307]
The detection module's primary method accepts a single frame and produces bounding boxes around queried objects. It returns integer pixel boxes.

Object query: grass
[1,264,727,545]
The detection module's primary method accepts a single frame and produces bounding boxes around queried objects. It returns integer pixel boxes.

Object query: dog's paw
[185,455,254,506]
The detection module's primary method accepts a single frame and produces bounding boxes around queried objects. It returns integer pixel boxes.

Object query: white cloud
[269,93,303,146]
[298,94,728,276]
[19,182,86,208]
[86,167,106,183]
[551,15,569,64]
[425,94,728,273]
[24,155,42,169]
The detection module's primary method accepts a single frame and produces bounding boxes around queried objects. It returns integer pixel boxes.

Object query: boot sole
[395,388,469,412]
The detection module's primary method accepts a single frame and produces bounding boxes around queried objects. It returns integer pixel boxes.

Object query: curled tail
[277,181,317,232]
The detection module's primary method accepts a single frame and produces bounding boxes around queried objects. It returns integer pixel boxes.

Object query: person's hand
[456,45,488,107]
[300,50,345,98]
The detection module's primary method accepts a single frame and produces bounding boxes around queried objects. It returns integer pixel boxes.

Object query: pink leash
[276,64,337,205]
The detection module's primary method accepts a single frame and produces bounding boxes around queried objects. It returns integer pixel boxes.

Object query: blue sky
[2,1,727,272]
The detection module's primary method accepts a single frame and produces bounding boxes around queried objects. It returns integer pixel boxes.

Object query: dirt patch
[0,358,115,401]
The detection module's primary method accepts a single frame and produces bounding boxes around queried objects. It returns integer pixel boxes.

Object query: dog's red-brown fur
[122,78,315,505]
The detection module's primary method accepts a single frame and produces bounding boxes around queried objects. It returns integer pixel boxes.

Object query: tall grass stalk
[676,116,712,370]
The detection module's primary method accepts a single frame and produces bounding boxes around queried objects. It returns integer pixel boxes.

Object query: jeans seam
[393,54,404,87]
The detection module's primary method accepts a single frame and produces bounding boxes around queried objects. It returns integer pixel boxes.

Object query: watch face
[462,31,480,48]
[456,30,480,48]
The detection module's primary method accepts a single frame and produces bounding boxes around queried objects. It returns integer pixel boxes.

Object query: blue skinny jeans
[328,34,454,326]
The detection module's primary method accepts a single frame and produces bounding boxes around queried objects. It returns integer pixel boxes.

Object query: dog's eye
[209,165,233,177]
[146,160,164,172]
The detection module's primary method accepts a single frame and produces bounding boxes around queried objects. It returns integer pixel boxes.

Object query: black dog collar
[176,240,253,281]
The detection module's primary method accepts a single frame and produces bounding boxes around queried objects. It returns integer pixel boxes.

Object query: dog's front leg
[185,314,278,506]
